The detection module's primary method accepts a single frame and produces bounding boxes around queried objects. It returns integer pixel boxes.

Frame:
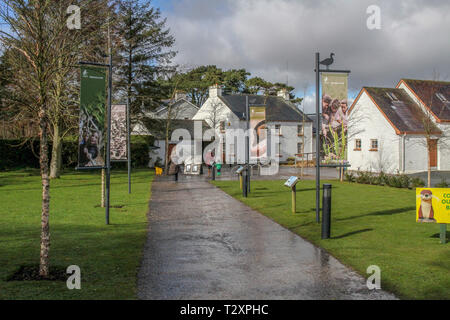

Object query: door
[428,139,438,168]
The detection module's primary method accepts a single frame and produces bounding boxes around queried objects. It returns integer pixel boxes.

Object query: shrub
[410,177,426,188]
[344,171,355,182]
[356,171,372,184]
[397,174,411,188]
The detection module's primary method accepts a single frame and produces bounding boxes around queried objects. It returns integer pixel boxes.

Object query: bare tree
[0,0,111,276]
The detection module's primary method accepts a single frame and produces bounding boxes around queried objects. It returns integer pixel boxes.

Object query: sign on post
[416,188,450,224]
[284,176,300,214]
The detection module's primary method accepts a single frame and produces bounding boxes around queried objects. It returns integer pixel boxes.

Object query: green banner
[321,73,349,164]
[78,66,107,168]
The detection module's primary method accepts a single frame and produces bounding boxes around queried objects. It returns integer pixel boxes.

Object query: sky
[152,0,450,113]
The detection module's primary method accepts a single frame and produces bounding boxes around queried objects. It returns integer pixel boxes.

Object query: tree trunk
[39,109,51,278]
[49,124,62,179]
[427,139,431,187]
[101,169,105,207]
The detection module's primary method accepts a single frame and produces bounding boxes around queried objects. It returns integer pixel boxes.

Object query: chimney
[277,88,290,101]
[209,84,222,98]
[175,90,187,101]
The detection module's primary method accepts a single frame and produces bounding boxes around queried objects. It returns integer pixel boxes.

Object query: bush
[344,171,355,182]
[410,177,426,188]
[350,170,418,189]
[356,171,372,184]
[397,174,411,188]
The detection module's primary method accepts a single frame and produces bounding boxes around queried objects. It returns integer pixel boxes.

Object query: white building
[193,85,313,164]
[132,91,203,167]
[348,79,449,174]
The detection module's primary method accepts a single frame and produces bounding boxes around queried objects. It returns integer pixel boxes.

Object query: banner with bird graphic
[78,66,107,168]
[416,188,450,224]
[321,73,349,164]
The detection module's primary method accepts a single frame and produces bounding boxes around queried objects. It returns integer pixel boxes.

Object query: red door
[428,139,437,167]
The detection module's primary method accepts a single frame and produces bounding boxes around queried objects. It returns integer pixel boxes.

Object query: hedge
[0,136,154,170]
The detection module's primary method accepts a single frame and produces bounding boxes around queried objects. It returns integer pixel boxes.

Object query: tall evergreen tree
[115,0,176,122]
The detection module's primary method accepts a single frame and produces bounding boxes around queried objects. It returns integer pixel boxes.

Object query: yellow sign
[416,188,450,224]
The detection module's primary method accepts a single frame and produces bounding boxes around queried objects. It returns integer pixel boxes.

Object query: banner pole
[127,101,131,194]
[105,53,112,225]
[315,52,320,223]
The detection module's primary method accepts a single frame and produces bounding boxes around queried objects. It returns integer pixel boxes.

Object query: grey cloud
[164,0,450,112]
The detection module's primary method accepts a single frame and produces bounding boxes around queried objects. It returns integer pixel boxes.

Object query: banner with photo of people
[321,73,349,163]
[249,106,267,162]
[78,66,107,168]
[110,104,128,161]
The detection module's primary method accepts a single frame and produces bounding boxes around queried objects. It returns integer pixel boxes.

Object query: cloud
[163,0,450,112]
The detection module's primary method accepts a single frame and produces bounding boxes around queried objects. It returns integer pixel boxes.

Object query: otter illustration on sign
[417,190,437,222]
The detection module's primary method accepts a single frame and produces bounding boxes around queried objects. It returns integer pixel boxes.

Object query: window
[297,124,303,136]
[370,139,378,151]
[436,93,448,103]
[386,92,399,101]
[219,121,225,132]
[354,139,361,151]
[275,124,281,135]
[297,142,303,154]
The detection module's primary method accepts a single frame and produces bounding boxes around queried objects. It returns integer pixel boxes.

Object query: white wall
[348,91,400,173]
[404,135,429,173]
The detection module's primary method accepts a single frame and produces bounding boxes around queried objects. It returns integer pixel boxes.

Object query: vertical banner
[110,104,128,161]
[321,73,349,164]
[249,106,266,162]
[78,66,107,168]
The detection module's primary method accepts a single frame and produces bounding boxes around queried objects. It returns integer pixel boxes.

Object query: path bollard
[321,184,332,239]
[291,185,296,214]
[212,163,215,181]
[239,174,243,190]
[243,170,248,198]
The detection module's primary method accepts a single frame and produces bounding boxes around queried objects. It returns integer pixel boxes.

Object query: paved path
[137,177,396,300]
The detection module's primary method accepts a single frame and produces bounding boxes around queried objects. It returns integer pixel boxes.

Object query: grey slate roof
[363,87,441,134]
[400,79,450,121]
[218,94,312,122]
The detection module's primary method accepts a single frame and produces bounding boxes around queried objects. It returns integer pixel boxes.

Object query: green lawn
[0,169,153,299]
[212,179,449,300]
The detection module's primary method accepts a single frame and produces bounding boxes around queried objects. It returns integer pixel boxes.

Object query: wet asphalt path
[137,177,396,300]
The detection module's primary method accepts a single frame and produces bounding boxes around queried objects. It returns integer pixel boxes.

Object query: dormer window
[436,93,448,103]
[386,92,399,101]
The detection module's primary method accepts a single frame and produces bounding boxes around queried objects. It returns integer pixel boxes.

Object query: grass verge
[212,179,449,300]
[0,169,153,299]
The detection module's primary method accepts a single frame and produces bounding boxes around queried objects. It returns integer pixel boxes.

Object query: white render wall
[348,91,400,173]
[194,96,314,163]
[403,135,429,173]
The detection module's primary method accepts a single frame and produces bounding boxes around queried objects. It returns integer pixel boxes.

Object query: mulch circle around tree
[7,264,67,281]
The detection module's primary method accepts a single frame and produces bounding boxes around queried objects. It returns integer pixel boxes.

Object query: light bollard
[291,185,296,214]
[321,184,332,239]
